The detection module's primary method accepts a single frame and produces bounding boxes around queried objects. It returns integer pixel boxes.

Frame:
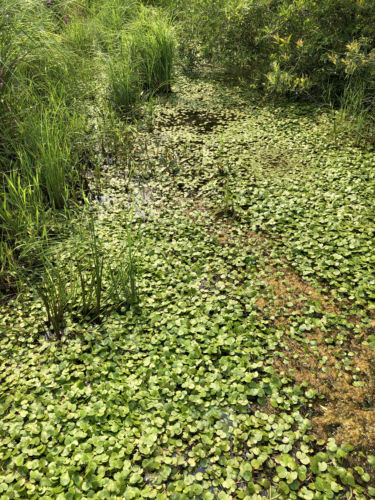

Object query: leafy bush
[260,1,375,101]
[161,0,375,106]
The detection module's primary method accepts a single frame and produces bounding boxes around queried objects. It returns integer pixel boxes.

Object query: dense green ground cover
[1,76,375,498]
[1,0,375,498]
[161,89,375,302]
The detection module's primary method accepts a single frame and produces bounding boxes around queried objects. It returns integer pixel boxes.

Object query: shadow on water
[157,108,236,133]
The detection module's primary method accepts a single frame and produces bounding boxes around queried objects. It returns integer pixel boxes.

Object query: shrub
[161,0,375,105]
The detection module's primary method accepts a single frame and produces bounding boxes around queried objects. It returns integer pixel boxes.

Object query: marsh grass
[110,212,139,308]
[329,80,375,145]
[130,8,175,94]
[78,215,139,318]
[36,262,76,338]
[93,0,140,50]
[0,0,89,259]
[35,212,139,336]
[0,242,20,300]
[1,0,174,296]
[109,43,141,113]
[86,218,105,318]
[108,9,175,113]
[338,82,373,143]
[64,13,96,57]
[20,101,85,209]
[108,254,138,310]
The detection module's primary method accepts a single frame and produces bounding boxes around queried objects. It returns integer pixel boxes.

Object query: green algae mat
[1,77,375,499]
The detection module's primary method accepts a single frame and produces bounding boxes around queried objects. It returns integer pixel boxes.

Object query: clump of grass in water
[36,214,139,337]
[108,8,175,113]
[0,170,45,242]
[108,212,138,308]
[36,262,77,339]
[338,81,373,144]
[93,0,139,50]
[108,42,140,113]
[76,217,105,320]
[130,7,175,94]
[19,98,85,210]
[0,0,93,289]
[0,242,21,300]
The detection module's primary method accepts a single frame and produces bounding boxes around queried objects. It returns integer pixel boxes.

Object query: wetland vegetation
[1,0,375,498]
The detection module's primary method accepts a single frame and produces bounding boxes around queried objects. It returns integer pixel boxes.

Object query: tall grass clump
[64,10,97,57]
[0,171,45,243]
[36,263,77,339]
[75,215,139,318]
[78,218,105,319]
[0,0,88,162]
[332,78,375,143]
[108,42,141,113]
[92,0,140,50]
[130,8,175,94]
[0,0,89,200]
[0,0,96,292]
[108,214,139,307]
[108,8,175,113]
[0,171,46,300]
[20,99,85,209]
[35,215,139,336]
